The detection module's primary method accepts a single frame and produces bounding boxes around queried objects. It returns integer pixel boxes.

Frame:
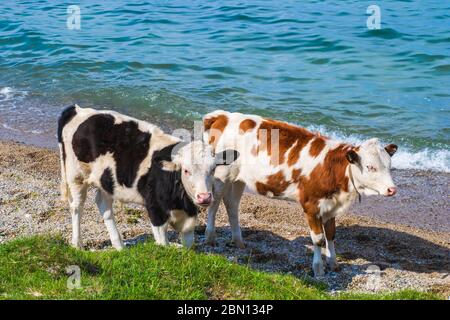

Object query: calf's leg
[305,211,325,277]
[170,210,197,248]
[180,216,197,248]
[324,217,337,271]
[68,182,87,249]
[181,230,194,248]
[151,223,169,246]
[223,181,246,248]
[205,179,227,246]
[95,191,124,250]
[148,207,170,246]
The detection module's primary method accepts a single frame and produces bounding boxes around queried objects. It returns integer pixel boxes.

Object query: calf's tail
[57,104,78,202]
[58,143,69,202]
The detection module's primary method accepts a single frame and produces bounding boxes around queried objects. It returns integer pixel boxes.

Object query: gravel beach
[0,140,448,296]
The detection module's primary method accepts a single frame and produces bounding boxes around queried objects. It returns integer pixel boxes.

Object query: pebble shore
[0,140,448,296]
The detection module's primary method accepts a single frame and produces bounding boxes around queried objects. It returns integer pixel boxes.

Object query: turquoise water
[0,1,449,171]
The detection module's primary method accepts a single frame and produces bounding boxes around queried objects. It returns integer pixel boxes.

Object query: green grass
[0,236,440,300]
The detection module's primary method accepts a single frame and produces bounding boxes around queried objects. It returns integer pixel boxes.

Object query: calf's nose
[387,187,397,196]
[196,192,212,203]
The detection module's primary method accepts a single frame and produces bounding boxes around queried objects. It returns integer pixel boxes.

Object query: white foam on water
[0,87,448,173]
[1,121,44,135]
[392,148,450,173]
[1,123,19,131]
[306,124,450,173]
[0,87,14,100]
[0,86,28,104]
[0,87,44,136]
[0,87,12,94]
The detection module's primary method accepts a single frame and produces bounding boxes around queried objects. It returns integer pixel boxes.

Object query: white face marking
[174,141,216,207]
[352,138,396,196]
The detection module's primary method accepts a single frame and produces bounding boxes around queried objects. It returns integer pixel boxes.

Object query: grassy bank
[0,236,439,300]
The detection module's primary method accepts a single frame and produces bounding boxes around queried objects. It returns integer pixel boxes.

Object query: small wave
[432,64,450,74]
[1,123,19,131]
[393,149,450,173]
[1,122,43,135]
[360,28,408,40]
[0,86,28,102]
[0,87,14,96]
[306,124,450,173]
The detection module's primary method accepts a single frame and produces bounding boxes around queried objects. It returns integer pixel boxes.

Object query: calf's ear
[346,149,359,164]
[384,144,398,157]
[215,149,240,166]
[160,160,181,172]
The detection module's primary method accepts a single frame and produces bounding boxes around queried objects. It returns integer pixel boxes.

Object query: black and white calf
[58,105,238,250]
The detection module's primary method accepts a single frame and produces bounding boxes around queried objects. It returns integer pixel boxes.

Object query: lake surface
[0,0,449,171]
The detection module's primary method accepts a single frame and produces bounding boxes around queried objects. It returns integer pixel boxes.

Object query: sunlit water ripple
[0,0,449,171]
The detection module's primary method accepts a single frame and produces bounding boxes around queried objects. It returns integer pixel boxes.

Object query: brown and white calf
[58,105,237,250]
[202,110,398,276]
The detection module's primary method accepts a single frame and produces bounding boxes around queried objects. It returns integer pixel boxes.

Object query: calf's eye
[184,169,191,176]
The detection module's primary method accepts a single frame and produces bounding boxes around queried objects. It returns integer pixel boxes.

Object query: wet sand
[0,140,449,295]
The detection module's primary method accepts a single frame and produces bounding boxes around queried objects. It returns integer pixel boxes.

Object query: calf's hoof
[313,262,325,277]
[326,259,339,272]
[180,229,195,248]
[71,240,82,249]
[205,231,216,246]
[71,244,83,250]
[233,238,245,249]
[113,244,125,251]
[329,264,340,272]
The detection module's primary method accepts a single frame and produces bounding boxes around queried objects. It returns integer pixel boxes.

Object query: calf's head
[163,141,239,207]
[346,138,398,197]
